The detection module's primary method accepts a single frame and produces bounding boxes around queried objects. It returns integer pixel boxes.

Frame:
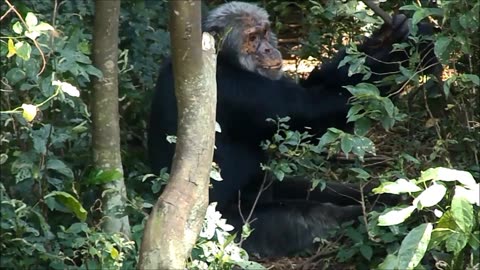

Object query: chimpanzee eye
[249,34,257,42]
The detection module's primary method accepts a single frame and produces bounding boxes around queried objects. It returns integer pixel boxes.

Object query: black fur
[148,2,439,257]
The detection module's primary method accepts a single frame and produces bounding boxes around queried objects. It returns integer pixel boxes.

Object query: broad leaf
[44,191,87,221]
[373,178,421,195]
[451,189,474,233]
[378,206,416,226]
[397,223,433,270]
[418,167,476,187]
[413,183,446,209]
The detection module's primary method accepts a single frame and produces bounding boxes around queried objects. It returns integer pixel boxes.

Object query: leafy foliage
[1,0,479,269]
[189,203,265,270]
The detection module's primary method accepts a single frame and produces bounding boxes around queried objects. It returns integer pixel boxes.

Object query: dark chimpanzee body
[148,1,439,257]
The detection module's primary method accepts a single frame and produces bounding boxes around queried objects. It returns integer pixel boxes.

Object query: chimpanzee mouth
[262,63,282,70]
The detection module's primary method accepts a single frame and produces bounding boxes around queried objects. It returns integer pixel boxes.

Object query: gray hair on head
[203,1,282,79]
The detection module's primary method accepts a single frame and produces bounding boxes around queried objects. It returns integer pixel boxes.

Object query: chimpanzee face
[203,2,284,80]
[240,22,283,80]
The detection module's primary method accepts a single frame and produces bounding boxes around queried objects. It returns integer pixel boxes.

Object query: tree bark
[137,1,217,269]
[91,0,131,237]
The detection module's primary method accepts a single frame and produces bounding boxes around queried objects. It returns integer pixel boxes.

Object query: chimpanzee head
[203,1,284,80]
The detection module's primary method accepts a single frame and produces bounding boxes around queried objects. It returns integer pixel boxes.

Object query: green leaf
[344,83,380,96]
[5,67,26,85]
[463,74,480,86]
[397,223,433,270]
[399,66,415,79]
[413,183,447,209]
[273,169,285,181]
[401,153,421,164]
[31,125,51,154]
[451,188,474,233]
[44,191,87,221]
[25,12,38,28]
[378,206,416,226]
[66,222,89,234]
[378,254,398,270]
[88,169,122,185]
[350,168,370,180]
[12,21,23,34]
[318,130,340,147]
[445,231,469,255]
[15,41,32,61]
[340,135,353,155]
[235,261,266,270]
[359,244,373,261]
[346,104,363,119]
[382,98,395,118]
[434,36,451,61]
[351,136,375,158]
[46,159,74,179]
[353,117,371,136]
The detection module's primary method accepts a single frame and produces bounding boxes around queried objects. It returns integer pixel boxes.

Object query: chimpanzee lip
[262,63,282,69]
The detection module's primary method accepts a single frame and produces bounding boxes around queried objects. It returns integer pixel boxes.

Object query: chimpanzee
[148,1,439,257]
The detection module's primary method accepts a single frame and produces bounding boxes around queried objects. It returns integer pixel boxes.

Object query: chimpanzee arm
[216,60,352,138]
[303,14,439,91]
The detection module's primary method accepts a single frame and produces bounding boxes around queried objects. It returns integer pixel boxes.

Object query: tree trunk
[91,0,131,237]
[137,1,217,269]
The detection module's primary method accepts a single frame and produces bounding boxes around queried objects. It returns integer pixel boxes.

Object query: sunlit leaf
[418,167,477,187]
[373,178,421,195]
[445,231,469,255]
[378,254,397,270]
[25,31,41,40]
[378,206,416,226]
[25,12,38,28]
[12,21,23,34]
[32,22,54,32]
[451,189,474,233]
[210,169,223,181]
[21,104,37,122]
[44,191,87,221]
[397,223,433,270]
[413,183,446,209]
[52,80,80,97]
[110,247,119,259]
[88,169,122,185]
[7,38,16,58]
[15,41,32,61]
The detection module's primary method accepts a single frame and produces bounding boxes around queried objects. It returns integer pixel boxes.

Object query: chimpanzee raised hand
[148,1,440,257]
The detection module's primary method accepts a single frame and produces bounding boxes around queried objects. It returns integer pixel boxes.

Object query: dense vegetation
[1,0,478,269]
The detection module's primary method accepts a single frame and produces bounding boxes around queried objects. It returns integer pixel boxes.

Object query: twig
[0,5,13,21]
[4,0,47,76]
[238,172,273,246]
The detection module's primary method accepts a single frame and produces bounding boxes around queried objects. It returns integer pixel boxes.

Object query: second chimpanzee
[148,1,439,257]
